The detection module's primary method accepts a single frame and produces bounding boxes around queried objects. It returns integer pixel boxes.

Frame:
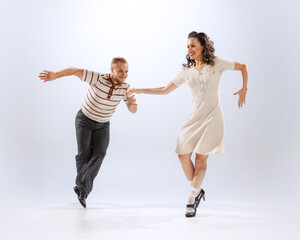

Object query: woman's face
[187,37,203,60]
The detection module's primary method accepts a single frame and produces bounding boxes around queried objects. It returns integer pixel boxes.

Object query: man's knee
[91,150,107,163]
[76,147,92,160]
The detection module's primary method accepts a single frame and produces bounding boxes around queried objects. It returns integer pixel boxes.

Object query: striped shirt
[80,69,130,123]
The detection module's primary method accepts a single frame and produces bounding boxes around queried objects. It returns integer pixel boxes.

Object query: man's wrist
[54,72,59,79]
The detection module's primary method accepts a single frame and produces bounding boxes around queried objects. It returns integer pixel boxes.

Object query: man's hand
[126,91,138,113]
[127,91,137,104]
[39,70,57,82]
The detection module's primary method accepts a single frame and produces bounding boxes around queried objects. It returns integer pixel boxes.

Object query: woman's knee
[178,153,191,163]
[195,154,208,170]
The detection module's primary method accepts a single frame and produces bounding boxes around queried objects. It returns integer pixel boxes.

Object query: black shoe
[73,186,80,197]
[194,189,205,209]
[73,186,87,208]
[78,195,87,209]
[185,204,197,218]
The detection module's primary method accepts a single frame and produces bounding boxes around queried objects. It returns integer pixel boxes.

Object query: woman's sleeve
[172,69,187,87]
[215,58,235,72]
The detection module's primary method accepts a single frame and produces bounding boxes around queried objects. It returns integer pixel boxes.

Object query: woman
[131,31,248,217]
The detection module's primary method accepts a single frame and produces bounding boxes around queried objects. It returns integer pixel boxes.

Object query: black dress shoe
[194,189,205,209]
[73,186,87,208]
[78,194,87,209]
[185,204,197,218]
[73,186,80,197]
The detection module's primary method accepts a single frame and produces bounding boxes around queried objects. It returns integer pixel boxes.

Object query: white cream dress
[172,58,235,155]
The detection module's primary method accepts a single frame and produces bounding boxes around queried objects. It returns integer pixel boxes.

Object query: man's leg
[81,121,110,196]
[75,110,93,194]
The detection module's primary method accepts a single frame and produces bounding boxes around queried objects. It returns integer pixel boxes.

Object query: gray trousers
[75,109,110,197]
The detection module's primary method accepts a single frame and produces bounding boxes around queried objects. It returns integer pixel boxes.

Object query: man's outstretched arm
[39,68,84,82]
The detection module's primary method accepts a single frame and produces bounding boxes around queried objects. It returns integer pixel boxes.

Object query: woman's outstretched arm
[131,81,178,95]
[233,62,248,108]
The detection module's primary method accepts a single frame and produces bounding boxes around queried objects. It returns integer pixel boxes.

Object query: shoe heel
[203,193,206,201]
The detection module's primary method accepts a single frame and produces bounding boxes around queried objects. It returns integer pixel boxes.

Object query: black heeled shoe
[73,186,87,208]
[185,204,197,218]
[194,188,205,209]
[185,189,206,218]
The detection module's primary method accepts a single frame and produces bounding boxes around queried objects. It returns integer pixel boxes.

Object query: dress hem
[175,150,225,155]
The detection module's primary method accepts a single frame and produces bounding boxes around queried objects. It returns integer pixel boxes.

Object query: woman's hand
[233,88,247,108]
[130,88,143,94]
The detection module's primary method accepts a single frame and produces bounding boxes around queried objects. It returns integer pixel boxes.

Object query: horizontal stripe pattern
[80,70,130,122]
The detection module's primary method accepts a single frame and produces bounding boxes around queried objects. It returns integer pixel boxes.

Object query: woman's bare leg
[186,154,208,215]
[192,154,209,188]
[178,153,194,181]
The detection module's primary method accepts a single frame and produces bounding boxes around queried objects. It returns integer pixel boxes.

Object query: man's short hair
[111,57,127,67]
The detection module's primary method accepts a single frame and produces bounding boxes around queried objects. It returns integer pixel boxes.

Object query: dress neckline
[193,64,207,74]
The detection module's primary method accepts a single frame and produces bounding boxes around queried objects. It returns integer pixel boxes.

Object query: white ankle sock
[186,187,201,213]
[191,187,201,197]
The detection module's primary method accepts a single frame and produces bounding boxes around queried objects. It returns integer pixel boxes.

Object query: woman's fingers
[234,89,247,108]
[238,97,246,108]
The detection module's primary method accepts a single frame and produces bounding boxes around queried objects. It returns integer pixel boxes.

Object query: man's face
[111,61,128,84]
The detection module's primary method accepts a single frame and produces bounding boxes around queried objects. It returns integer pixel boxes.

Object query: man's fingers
[39,72,49,79]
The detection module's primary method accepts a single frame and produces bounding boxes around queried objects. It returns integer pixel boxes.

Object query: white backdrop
[1,0,299,208]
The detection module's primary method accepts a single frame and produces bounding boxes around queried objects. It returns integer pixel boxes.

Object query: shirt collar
[108,74,123,86]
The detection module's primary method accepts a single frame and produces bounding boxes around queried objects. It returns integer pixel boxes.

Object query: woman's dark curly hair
[183,31,216,68]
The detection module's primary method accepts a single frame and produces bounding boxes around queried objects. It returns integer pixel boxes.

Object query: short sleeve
[215,58,235,72]
[172,69,188,87]
[80,69,100,85]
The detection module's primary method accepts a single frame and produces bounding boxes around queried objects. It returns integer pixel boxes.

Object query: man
[39,57,137,208]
